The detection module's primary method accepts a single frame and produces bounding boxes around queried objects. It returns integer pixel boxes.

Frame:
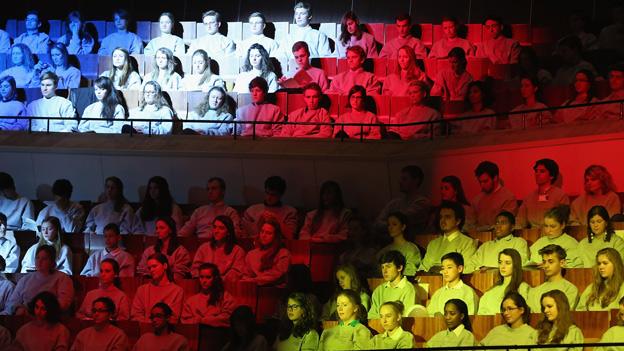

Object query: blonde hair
[585,248,624,309]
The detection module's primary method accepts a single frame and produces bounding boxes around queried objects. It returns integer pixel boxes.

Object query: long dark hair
[242,43,274,80]
[28,291,62,324]
[339,11,363,45]
[140,176,174,222]
[105,176,128,213]
[278,292,317,341]
[310,181,345,235]
[537,290,574,344]
[100,257,122,288]
[210,215,237,255]
[445,299,472,331]
[147,252,173,282]
[257,219,285,271]
[441,175,469,205]
[154,216,180,256]
[494,248,524,295]
[198,263,224,306]
[567,69,595,104]
[61,11,89,43]
[586,205,615,243]
[93,76,121,122]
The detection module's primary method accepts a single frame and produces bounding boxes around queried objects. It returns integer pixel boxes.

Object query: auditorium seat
[198,325,230,351]
[410,316,446,342]
[432,24,444,45]
[178,278,200,298]
[370,94,391,124]
[140,322,200,350]
[415,274,443,299]
[470,231,493,244]
[573,310,611,341]
[285,93,305,115]
[515,227,541,245]
[0,53,7,71]
[470,314,497,340]
[117,320,141,346]
[309,242,344,282]
[542,85,573,108]
[364,23,386,46]
[420,24,434,47]
[466,24,483,44]
[226,22,243,43]
[120,276,144,302]
[73,275,99,310]
[319,23,337,42]
[610,308,619,326]
[325,93,341,119]
[121,234,145,264]
[468,270,498,296]
[136,21,151,43]
[85,21,107,43]
[75,55,100,80]
[5,19,18,38]
[565,268,593,295]
[164,90,189,119]
[522,268,543,287]
[511,24,531,46]
[319,57,338,78]
[121,90,141,111]
[180,21,197,44]
[413,234,439,251]
[566,225,586,241]
[256,285,286,321]
[466,57,491,80]
[12,230,38,261]
[224,280,257,313]
[368,316,416,334]
[285,239,310,265]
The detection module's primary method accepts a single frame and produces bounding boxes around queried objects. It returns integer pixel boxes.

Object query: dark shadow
[173,56,185,77]
[264,22,276,39]
[36,183,53,201]
[210,60,220,75]
[40,20,50,35]
[225,94,237,114]
[502,23,513,38]
[411,24,423,39]
[219,21,229,36]
[68,55,81,69]
[172,22,184,38]
[115,89,130,118]
[84,22,100,52]
[320,94,332,110]
[270,57,283,78]
[327,37,335,53]
[162,91,183,134]
[365,95,377,114]
[128,56,140,74]
[457,24,468,39]
[310,57,322,69]
[68,87,96,118]
[363,58,374,73]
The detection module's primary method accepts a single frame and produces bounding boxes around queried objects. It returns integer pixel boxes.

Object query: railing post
[233,122,237,140]
[360,124,364,142]
[620,101,623,120]
[252,121,256,140]
[522,113,527,129]
[538,111,543,128]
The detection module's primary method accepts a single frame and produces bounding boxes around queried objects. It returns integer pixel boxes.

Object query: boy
[278,41,329,91]
[280,2,332,59]
[471,161,518,230]
[475,16,520,64]
[600,63,624,120]
[428,17,474,58]
[98,9,144,55]
[0,213,20,273]
[26,72,77,132]
[242,176,298,239]
[527,244,579,312]
[0,256,15,313]
[430,47,473,101]
[0,173,35,231]
[465,211,529,273]
[387,81,441,140]
[379,13,427,59]
[328,45,381,95]
[427,252,478,316]
[236,77,284,137]
[419,201,477,273]
[189,10,236,59]
[35,179,86,233]
[368,250,421,319]
[237,12,279,58]
[280,83,332,138]
[14,10,51,54]
[80,223,135,277]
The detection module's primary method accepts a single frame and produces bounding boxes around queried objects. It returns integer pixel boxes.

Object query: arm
[117,294,130,320]
[255,249,290,286]
[118,205,135,234]
[129,34,144,54]
[3,242,20,273]
[130,288,147,322]
[281,207,298,240]
[298,211,314,240]
[57,274,75,311]
[201,294,235,327]
[148,108,173,135]
[172,247,192,278]
[317,32,332,57]
[181,300,200,324]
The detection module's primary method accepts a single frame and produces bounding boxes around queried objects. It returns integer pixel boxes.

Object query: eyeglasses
[149,313,166,320]
[287,304,301,310]
[501,307,519,313]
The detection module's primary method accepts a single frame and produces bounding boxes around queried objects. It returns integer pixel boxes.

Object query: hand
[69,21,80,36]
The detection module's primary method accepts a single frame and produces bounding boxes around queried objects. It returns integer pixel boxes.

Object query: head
[230,305,257,338]
[347,85,366,111]
[41,216,61,242]
[92,297,115,324]
[336,289,362,323]
[49,43,69,69]
[474,161,500,194]
[584,165,615,195]
[286,292,314,325]
[245,43,271,71]
[395,14,412,38]
[556,35,583,64]
[587,205,612,238]
[399,165,424,193]
[539,244,567,278]
[65,11,85,37]
[573,69,595,98]
[150,302,174,332]
[0,76,18,102]
[159,12,175,34]
[153,47,176,72]
[438,201,465,233]
[35,245,56,273]
[145,176,171,203]
[29,291,61,323]
[543,205,569,238]
[607,64,624,92]
[293,2,312,27]
[205,87,227,113]
[93,76,116,102]
[10,43,35,68]
[201,10,221,35]
[248,12,266,36]
[595,248,624,281]
[387,211,408,239]
[483,15,504,39]
[334,264,363,292]
[407,81,429,106]
[318,180,344,210]
[533,159,559,186]
[441,252,464,284]
[444,299,471,331]
[103,223,121,249]
[540,289,570,322]
[519,75,540,101]
[264,176,286,206]
[105,176,124,202]
[341,11,361,37]
[292,41,311,69]
[498,248,523,284]
[99,258,121,288]
[206,177,226,203]
[112,9,130,31]
[397,45,419,72]
[141,81,164,107]
[211,215,236,249]
[50,179,72,201]
[465,80,493,109]
[40,72,59,99]
[494,211,515,239]
[0,172,15,193]
[155,217,176,241]
[379,250,405,283]
[302,83,322,111]
[346,46,366,71]
[258,220,281,248]
[249,77,269,103]
[441,17,459,39]
[440,175,468,204]
[501,292,530,327]
[147,253,171,282]
[191,49,210,75]
[25,10,42,32]
[111,48,130,69]
[198,262,222,291]
[379,301,403,332]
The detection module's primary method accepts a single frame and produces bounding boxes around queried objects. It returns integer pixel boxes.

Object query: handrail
[399,343,624,351]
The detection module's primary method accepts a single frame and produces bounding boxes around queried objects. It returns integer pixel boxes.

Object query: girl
[35,42,81,88]
[528,205,581,267]
[144,47,182,91]
[275,292,320,351]
[3,245,74,315]
[480,292,537,346]
[185,86,234,135]
[221,306,269,351]
[333,85,381,139]
[299,180,351,242]
[100,47,142,90]
[76,258,131,321]
[0,76,27,131]
[577,248,624,310]
[318,289,372,351]
[233,43,279,93]
[137,217,191,281]
[131,253,184,323]
[0,44,38,88]
[509,75,554,129]
[21,216,73,275]
[71,297,129,351]
[191,216,245,282]
[536,289,584,350]
[321,264,371,321]
[144,12,186,57]
[386,80,441,140]
[57,11,95,54]
[577,206,624,267]
[556,69,599,123]
[242,219,291,286]
[368,301,414,349]
[595,296,624,350]
[85,176,135,234]
[133,176,184,234]
[570,166,621,226]
[134,302,190,351]
[279,82,333,138]
[439,175,476,231]
[78,76,126,133]
[14,292,70,351]
[382,45,428,96]
[181,263,236,326]
[336,11,378,58]
[377,212,421,276]
[425,299,476,347]
[181,49,225,91]
[127,81,174,135]
[477,248,530,315]
[430,47,473,101]
[428,17,475,58]
[452,80,497,134]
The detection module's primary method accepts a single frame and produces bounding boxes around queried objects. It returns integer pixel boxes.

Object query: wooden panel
[470,314,497,341]
[310,242,344,282]
[370,95,390,124]
[565,268,593,296]
[136,21,151,43]
[416,274,443,298]
[468,270,498,296]
[516,227,541,245]
[413,234,439,251]
[511,24,531,46]
[466,24,483,43]
[466,57,491,81]
[566,225,587,241]
[572,310,610,341]
[225,280,257,313]
[318,57,337,78]
[523,269,544,287]
[75,54,99,79]
[411,316,446,342]
[369,317,416,334]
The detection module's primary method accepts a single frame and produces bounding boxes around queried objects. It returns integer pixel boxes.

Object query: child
[133,302,189,350]
[427,252,479,316]
[181,50,225,91]
[21,216,73,275]
[191,216,245,281]
[376,212,421,277]
[99,48,142,90]
[275,292,320,351]
[466,211,529,273]
[185,86,234,135]
[236,77,284,137]
[242,176,298,239]
[527,244,579,312]
[71,297,129,351]
[333,85,381,139]
[419,201,477,273]
[595,296,624,350]
[181,263,235,326]
[84,176,135,235]
[387,80,441,140]
[144,47,182,91]
[98,9,143,55]
[536,290,584,348]
[328,45,381,95]
[233,43,279,93]
[425,299,476,347]
[430,47,473,101]
[577,248,624,311]
[299,181,351,242]
[26,72,77,132]
[0,213,19,272]
[336,11,378,58]
[127,81,174,135]
[280,83,333,138]
[78,76,126,133]
[527,205,581,267]
[368,250,420,319]
[241,219,291,286]
[379,14,427,59]
[480,292,537,346]
[477,249,530,315]
[576,206,624,267]
[81,223,135,277]
[318,289,372,351]
[321,264,370,321]
[428,17,475,58]
[14,292,70,350]
[76,258,130,321]
[368,301,414,349]
[136,217,191,281]
[144,12,186,57]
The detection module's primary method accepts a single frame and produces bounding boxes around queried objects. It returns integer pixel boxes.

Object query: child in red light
[280,83,332,138]
[333,85,381,139]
